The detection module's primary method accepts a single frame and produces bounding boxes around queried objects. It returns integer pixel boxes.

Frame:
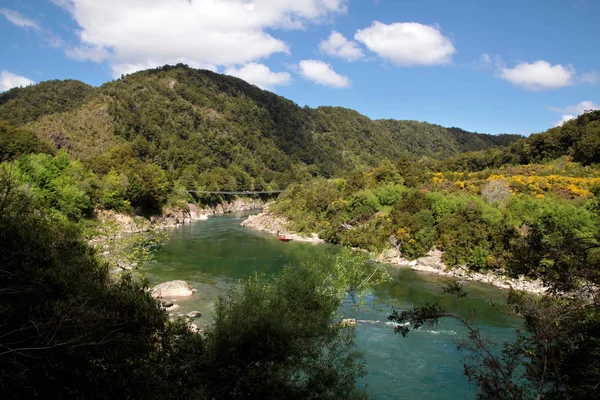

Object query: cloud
[499,60,574,90]
[0,8,40,30]
[553,114,577,127]
[0,70,35,92]
[44,31,65,49]
[550,100,599,127]
[1,8,64,48]
[54,0,348,77]
[354,21,456,66]
[580,71,599,85]
[225,63,291,90]
[550,100,599,115]
[298,60,350,88]
[319,31,364,62]
[480,53,491,64]
[65,45,111,62]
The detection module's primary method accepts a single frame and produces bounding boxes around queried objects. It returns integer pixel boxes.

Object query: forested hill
[440,109,600,171]
[0,79,95,126]
[0,64,520,190]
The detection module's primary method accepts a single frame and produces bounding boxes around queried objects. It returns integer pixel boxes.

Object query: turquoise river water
[148,211,519,400]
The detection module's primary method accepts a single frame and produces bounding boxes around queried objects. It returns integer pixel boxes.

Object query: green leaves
[202,250,377,399]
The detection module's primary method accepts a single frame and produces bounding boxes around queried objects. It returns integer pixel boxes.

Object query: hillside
[440,110,600,171]
[1,65,519,184]
[0,79,95,126]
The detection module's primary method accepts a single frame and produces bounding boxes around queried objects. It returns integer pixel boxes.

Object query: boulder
[150,280,194,298]
[376,248,400,264]
[188,323,202,334]
[160,299,174,308]
[187,311,202,319]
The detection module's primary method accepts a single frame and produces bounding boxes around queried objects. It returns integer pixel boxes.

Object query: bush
[348,190,380,220]
[375,183,404,206]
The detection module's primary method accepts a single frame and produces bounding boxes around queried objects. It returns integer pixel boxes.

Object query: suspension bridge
[180,190,284,195]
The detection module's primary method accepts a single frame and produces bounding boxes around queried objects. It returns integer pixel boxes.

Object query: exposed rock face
[241,208,324,243]
[376,248,549,294]
[154,198,265,228]
[150,280,194,298]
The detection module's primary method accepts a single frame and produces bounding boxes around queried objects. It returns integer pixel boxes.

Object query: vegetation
[1,63,599,398]
[0,170,387,399]
[0,79,95,126]
[440,110,600,171]
[270,109,600,397]
[202,250,388,399]
[0,64,520,217]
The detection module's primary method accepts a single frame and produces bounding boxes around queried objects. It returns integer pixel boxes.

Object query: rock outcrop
[187,311,201,319]
[150,280,195,298]
[376,248,548,294]
[241,208,323,243]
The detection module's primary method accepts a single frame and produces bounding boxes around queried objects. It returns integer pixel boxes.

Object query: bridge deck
[181,190,284,195]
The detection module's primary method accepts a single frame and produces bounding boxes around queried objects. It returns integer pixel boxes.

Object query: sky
[0,0,598,135]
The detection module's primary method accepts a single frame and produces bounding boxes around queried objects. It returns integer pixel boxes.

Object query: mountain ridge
[0,64,523,191]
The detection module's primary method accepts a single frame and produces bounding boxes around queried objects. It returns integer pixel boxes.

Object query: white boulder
[150,280,194,298]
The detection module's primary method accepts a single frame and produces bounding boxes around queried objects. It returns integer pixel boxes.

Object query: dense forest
[1,64,599,398]
[0,64,520,215]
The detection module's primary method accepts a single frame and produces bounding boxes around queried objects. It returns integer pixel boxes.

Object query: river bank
[241,207,324,243]
[90,198,266,271]
[241,209,548,294]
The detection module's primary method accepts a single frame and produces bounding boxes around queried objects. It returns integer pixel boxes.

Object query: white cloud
[1,8,64,49]
[225,63,291,90]
[499,60,574,90]
[550,100,599,127]
[480,53,491,64]
[354,21,456,66]
[0,70,35,92]
[553,114,576,127]
[65,45,111,62]
[319,31,364,62]
[0,8,40,30]
[298,60,350,88]
[550,100,599,115]
[580,71,599,85]
[44,31,65,49]
[55,0,348,77]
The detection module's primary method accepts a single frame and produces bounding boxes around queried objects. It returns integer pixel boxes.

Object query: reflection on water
[149,211,519,400]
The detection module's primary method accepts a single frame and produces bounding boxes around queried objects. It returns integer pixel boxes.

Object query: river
[148,211,519,400]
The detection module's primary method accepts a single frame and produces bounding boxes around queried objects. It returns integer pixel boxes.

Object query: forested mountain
[440,110,600,171]
[0,65,519,186]
[0,79,95,126]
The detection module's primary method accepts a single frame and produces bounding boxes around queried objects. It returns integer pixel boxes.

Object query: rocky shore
[241,206,324,243]
[242,209,548,294]
[376,248,548,294]
[91,198,266,271]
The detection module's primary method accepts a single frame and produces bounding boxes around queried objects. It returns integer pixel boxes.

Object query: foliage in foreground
[388,205,600,399]
[0,171,382,399]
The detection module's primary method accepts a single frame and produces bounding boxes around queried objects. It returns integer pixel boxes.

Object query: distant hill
[440,110,600,171]
[0,79,95,126]
[0,64,522,190]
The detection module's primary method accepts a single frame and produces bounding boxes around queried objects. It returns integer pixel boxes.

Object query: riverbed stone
[150,280,194,298]
[160,299,174,308]
[187,311,201,319]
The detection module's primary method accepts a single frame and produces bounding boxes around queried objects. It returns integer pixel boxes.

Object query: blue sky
[0,0,598,135]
